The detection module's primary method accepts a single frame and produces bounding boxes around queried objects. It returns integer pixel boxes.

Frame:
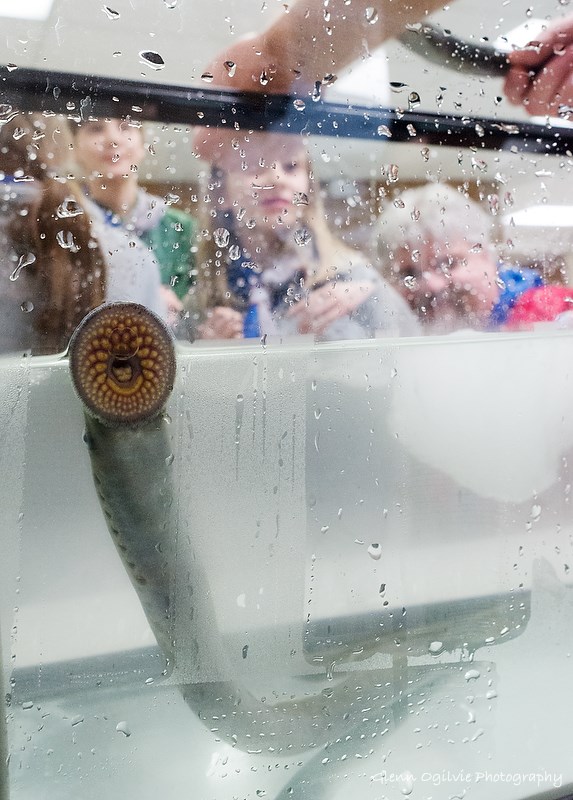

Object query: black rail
[1,64,573,155]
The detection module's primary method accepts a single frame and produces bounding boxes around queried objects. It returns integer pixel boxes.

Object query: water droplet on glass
[71,714,84,726]
[408,91,421,109]
[312,81,322,102]
[367,543,381,560]
[56,231,80,252]
[487,194,499,215]
[464,668,480,681]
[229,244,241,261]
[102,5,120,19]
[12,127,26,141]
[57,198,84,218]
[259,70,269,86]
[115,721,131,737]
[213,227,230,248]
[293,98,306,111]
[404,275,417,289]
[531,504,541,522]
[0,104,13,118]
[224,60,236,77]
[365,6,379,23]
[429,640,444,655]
[139,51,165,70]
[377,124,392,138]
[294,228,312,246]
[399,772,415,795]
[20,300,34,313]
[10,253,36,281]
[163,0,178,7]
[293,192,309,206]
[386,164,399,182]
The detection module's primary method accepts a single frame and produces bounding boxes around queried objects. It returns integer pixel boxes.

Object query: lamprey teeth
[68,302,176,426]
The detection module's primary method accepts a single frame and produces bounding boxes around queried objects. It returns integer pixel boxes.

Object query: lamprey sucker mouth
[68,302,176,426]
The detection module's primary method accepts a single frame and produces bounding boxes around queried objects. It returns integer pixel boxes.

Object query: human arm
[195,0,447,161]
[204,0,421,94]
[208,0,448,92]
[504,14,573,117]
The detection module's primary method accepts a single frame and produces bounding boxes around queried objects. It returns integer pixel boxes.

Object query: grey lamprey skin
[82,412,176,662]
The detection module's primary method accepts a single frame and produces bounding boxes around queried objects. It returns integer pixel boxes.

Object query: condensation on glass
[0,0,572,799]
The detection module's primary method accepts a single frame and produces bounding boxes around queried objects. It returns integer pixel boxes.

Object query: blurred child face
[392,238,499,330]
[73,118,145,180]
[221,134,311,236]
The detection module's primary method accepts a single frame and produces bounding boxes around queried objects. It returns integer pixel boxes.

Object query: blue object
[243,303,260,338]
[489,267,544,327]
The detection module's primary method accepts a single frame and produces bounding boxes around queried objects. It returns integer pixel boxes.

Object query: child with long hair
[0,112,169,355]
[0,112,106,354]
[194,132,417,341]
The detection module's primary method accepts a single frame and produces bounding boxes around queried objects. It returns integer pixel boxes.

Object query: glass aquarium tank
[0,1,573,798]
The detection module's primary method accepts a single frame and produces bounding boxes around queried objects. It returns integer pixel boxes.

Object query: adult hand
[197,306,244,340]
[288,281,375,335]
[504,15,573,117]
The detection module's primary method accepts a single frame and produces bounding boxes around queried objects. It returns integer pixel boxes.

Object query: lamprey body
[69,302,177,660]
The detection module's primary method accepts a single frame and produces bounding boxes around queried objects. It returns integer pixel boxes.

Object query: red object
[505,286,573,330]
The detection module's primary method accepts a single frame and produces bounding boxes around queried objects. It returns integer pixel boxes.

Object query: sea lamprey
[68,302,177,661]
